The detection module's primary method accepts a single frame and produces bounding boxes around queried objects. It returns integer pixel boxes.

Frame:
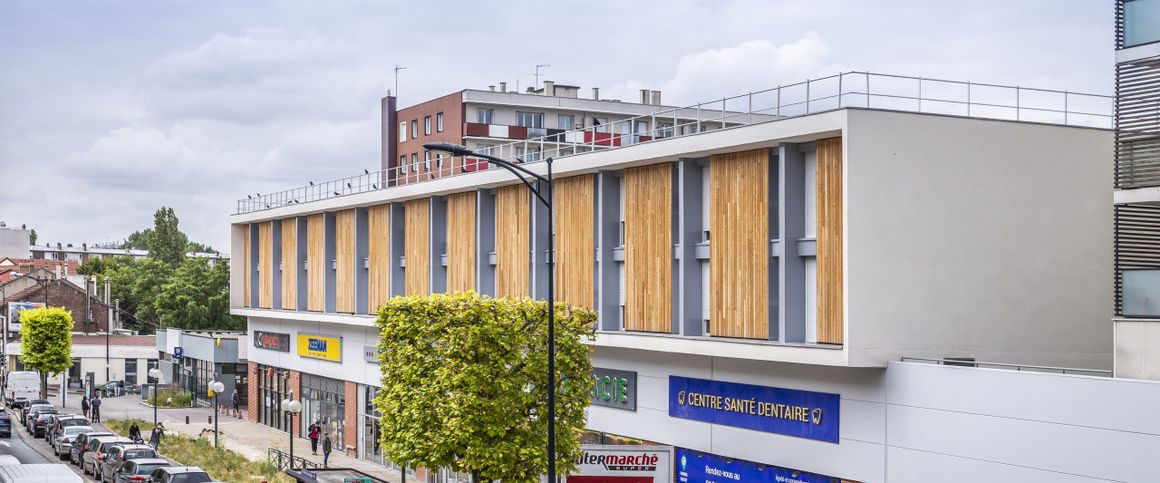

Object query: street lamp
[282,398,302,469]
[209,380,225,447]
[424,141,559,483]
[148,368,163,429]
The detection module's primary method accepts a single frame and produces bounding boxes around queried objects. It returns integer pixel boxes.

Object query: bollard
[208,415,212,424]
[185,415,190,424]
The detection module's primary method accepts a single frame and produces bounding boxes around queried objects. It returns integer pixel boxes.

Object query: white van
[0,464,82,482]
[5,371,39,408]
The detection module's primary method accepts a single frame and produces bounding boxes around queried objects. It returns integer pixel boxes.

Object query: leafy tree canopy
[28,228,37,246]
[154,258,242,330]
[148,207,188,265]
[19,307,74,398]
[375,292,595,483]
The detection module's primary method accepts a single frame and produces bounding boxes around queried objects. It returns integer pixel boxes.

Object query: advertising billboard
[6,302,45,332]
[566,445,672,483]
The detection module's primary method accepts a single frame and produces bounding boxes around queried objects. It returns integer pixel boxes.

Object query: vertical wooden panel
[243,225,251,307]
[405,199,430,296]
[280,218,297,310]
[496,185,530,297]
[367,205,391,313]
[335,210,355,312]
[816,137,844,344]
[307,214,325,311]
[710,149,769,339]
[446,192,476,293]
[555,175,595,309]
[624,164,672,333]
[258,222,273,309]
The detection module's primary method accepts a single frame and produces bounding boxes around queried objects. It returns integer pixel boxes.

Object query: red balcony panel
[463,157,489,172]
[508,126,529,140]
[637,135,652,142]
[464,122,489,137]
[584,131,622,146]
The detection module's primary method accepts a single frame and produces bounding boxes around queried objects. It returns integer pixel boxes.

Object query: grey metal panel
[477,189,497,296]
[531,181,550,299]
[677,158,705,336]
[324,212,337,313]
[430,196,447,294]
[296,216,308,311]
[767,148,780,341]
[693,243,710,260]
[779,143,806,343]
[797,239,817,257]
[389,203,406,297]
[597,171,622,331]
[249,224,260,306]
[612,247,626,261]
[354,208,369,314]
[669,163,680,334]
[769,240,781,257]
[272,220,282,309]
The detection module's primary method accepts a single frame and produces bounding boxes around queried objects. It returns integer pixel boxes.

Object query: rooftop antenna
[534,64,551,88]
[394,65,407,98]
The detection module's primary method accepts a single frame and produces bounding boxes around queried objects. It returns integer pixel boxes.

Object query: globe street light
[148,368,163,429]
[282,398,302,469]
[209,380,226,448]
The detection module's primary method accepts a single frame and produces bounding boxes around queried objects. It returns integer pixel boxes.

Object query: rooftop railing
[900,356,1112,376]
[237,71,1112,215]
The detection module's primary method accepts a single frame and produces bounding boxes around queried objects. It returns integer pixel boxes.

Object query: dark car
[70,431,115,466]
[48,415,88,441]
[114,458,170,483]
[32,411,58,437]
[22,402,52,426]
[99,443,158,483]
[0,412,11,437]
[146,466,219,483]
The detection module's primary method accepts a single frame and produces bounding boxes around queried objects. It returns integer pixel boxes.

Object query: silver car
[53,425,94,459]
[83,435,132,476]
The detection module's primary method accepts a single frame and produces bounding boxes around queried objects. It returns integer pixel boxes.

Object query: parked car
[47,415,87,441]
[82,435,132,475]
[113,458,170,483]
[31,411,57,437]
[145,466,219,483]
[99,443,158,483]
[4,371,39,408]
[69,431,114,465]
[53,425,94,459]
[21,403,52,426]
[0,412,11,438]
[97,380,136,397]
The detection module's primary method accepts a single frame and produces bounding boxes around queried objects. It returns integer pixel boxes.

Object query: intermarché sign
[590,368,636,411]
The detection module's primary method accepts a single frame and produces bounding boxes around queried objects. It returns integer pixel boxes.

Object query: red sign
[254,331,290,352]
[564,446,672,483]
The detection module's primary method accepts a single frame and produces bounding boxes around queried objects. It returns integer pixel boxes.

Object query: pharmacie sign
[567,445,673,483]
[669,376,840,443]
[676,448,835,483]
[590,368,636,411]
[253,331,290,352]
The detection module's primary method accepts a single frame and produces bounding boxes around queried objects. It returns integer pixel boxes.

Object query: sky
[0,0,1114,252]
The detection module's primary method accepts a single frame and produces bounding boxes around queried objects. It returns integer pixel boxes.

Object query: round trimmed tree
[19,307,74,398]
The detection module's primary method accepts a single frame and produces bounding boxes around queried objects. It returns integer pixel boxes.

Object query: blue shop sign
[669,376,840,443]
[676,448,835,483]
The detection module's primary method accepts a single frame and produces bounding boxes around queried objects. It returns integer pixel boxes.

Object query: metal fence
[268,447,320,470]
[237,71,1112,215]
[900,357,1112,376]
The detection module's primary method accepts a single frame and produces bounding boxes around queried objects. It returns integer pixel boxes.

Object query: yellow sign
[297,334,342,362]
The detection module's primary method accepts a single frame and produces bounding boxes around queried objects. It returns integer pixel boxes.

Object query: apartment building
[30,244,226,263]
[1112,0,1160,380]
[231,71,1140,482]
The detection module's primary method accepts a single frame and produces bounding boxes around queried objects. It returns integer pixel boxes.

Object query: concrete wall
[1115,318,1160,380]
[845,110,1113,369]
[0,227,31,259]
[587,348,1160,483]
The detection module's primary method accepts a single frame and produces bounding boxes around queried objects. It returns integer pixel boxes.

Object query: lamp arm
[481,155,551,206]
[478,154,550,186]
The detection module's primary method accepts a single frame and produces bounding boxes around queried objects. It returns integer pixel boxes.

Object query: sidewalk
[55,390,406,483]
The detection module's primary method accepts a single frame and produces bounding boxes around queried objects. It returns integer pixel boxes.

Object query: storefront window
[301,374,346,450]
[358,386,414,472]
[256,364,290,432]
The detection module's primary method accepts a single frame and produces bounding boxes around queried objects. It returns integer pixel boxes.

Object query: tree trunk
[39,372,47,400]
[471,470,484,483]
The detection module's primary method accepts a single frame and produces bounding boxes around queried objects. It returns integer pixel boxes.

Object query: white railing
[237,71,1112,215]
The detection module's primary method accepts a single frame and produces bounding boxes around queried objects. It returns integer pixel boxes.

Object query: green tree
[154,258,242,330]
[375,292,595,483]
[185,241,216,254]
[28,228,37,246]
[19,307,74,398]
[148,207,188,265]
[121,229,152,250]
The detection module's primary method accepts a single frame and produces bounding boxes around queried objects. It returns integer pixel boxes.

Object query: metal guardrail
[900,357,1113,376]
[268,447,320,470]
[236,71,1113,215]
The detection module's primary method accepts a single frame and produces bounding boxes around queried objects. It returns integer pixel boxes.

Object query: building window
[1126,0,1160,47]
[411,153,419,173]
[658,122,674,138]
[399,122,407,142]
[400,155,408,174]
[411,120,418,140]
[424,150,431,171]
[558,114,575,131]
[125,359,138,385]
[593,117,609,133]
[634,120,649,134]
[477,108,494,124]
[300,374,346,451]
[436,112,444,132]
[424,116,432,135]
[436,153,445,168]
[516,111,544,129]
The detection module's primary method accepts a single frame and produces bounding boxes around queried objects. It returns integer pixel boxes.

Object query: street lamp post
[148,368,163,429]
[210,380,225,448]
[424,142,557,482]
[282,398,302,470]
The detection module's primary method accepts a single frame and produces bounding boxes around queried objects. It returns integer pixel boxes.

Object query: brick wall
[288,370,301,438]
[247,362,259,423]
[344,380,358,456]
[5,280,111,332]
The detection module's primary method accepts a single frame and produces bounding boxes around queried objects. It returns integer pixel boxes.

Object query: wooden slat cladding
[335,210,356,312]
[243,225,251,307]
[307,214,326,311]
[816,137,844,344]
[624,164,673,333]
[405,199,430,295]
[496,185,530,297]
[280,218,297,310]
[555,175,595,309]
[709,150,769,339]
[258,222,273,309]
[446,192,477,293]
[367,205,391,313]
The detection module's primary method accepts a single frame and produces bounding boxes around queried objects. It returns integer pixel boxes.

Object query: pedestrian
[80,396,90,420]
[150,423,164,451]
[231,389,240,418]
[309,421,320,455]
[129,421,141,443]
[322,433,332,467]
[90,394,102,422]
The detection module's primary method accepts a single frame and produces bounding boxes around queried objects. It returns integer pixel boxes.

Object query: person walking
[80,396,90,420]
[128,422,142,443]
[322,433,332,467]
[90,394,102,422]
[231,389,240,418]
[150,423,164,451]
[308,422,321,455]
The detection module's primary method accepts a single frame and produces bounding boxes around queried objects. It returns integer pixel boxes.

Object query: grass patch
[145,389,193,408]
[106,419,293,483]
